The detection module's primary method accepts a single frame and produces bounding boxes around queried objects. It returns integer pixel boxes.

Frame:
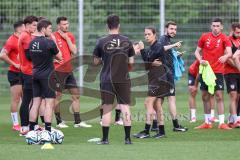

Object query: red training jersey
[3,34,20,72]
[224,36,240,74]
[198,32,232,73]
[188,60,200,78]
[18,31,34,75]
[53,31,76,73]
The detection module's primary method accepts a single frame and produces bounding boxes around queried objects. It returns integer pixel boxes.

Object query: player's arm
[51,34,63,59]
[0,48,20,69]
[163,41,182,51]
[233,49,240,71]
[194,46,207,65]
[128,56,134,71]
[219,46,232,63]
[58,31,77,55]
[93,56,102,65]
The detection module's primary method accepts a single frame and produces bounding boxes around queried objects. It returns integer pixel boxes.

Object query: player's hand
[58,30,68,40]
[54,59,63,64]
[218,55,228,64]
[14,63,20,69]
[174,41,182,48]
[200,60,208,66]
[152,59,162,66]
[189,86,198,94]
[138,41,144,50]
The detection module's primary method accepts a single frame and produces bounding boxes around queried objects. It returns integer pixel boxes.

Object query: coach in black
[27,19,62,133]
[93,14,134,145]
[158,21,187,132]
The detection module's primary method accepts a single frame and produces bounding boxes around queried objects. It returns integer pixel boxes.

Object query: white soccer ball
[39,130,52,144]
[51,129,64,144]
[25,130,39,145]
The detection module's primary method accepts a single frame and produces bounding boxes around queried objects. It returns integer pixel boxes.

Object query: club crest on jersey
[170,88,175,94]
[188,80,192,84]
[32,42,40,50]
[230,84,235,89]
[216,39,221,48]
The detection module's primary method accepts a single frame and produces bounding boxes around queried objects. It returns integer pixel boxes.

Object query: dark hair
[165,21,177,28]
[231,23,240,31]
[106,14,120,30]
[145,26,157,35]
[211,17,223,24]
[13,20,24,30]
[23,15,38,25]
[38,16,46,21]
[37,19,52,32]
[56,16,67,24]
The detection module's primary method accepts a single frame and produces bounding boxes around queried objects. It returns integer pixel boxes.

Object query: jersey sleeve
[49,40,59,55]
[224,36,232,48]
[3,39,13,53]
[197,34,205,48]
[93,39,102,58]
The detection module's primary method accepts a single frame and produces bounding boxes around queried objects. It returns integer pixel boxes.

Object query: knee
[215,94,223,102]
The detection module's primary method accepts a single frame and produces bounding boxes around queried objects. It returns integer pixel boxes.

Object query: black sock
[237,100,240,116]
[144,123,151,134]
[40,116,45,123]
[45,122,51,132]
[100,108,103,119]
[74,112,81,124]
[124,126,131,140]
[29,121,37,131]
[152,120,158,129]
[102,126,109,141]
[172,119,180,128]
[115,109,121,122]
[158,125,165,135]
[55,112,62,125]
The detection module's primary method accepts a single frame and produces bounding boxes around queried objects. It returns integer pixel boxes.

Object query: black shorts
[21,73,33,90]
[33,78,55,98]
[188,72,198,86]
[100,82,131,105]
[50,71,78,92]
[7,71,21,87]
[199,73,224,91]
[165,70,175,96]
[224,73,240,93]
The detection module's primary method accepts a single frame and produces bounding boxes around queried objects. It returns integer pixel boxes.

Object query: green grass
[0,93,240,160]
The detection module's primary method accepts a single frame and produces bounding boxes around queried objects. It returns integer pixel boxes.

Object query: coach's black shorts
[148,66,170,98]
[199,73,224,91]
[100,82,131,105]
[50,71,78,92]
[224,73,240,93]
[21,73,33,90]
[33,78,55,98]
[7,71,21,87]
[188,72,198,86]
[165,70,175,96]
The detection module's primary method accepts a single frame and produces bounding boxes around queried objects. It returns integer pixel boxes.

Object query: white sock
[21,126,29,132]
[219,114,225,124]
[232,114,238,123]
[11,112,19,126]
[190,109,196,119]
[210,109,215,118]
[205,114,211,124]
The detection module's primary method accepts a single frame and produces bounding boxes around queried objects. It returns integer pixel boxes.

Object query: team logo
[188,80,192,84]
[216,39,221,48]
[219,85,223,89]
[32,42,39,50]
[206,38,211,47]
[230,84,235,89]
[170,88,175,94]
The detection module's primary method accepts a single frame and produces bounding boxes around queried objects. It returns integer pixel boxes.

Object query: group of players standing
[1,14,240,145]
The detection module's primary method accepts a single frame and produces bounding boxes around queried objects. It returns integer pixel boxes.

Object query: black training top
[93,34,135,83]
[158,35,174,72]
[28,36,59,79]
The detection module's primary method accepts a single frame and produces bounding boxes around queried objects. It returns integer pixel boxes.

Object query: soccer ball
[51,129,64,144]
[25,131,39,145]
[39,130,52,144]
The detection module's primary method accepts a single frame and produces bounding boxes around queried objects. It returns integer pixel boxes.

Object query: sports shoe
[56,121,69,128]
[173,125,188,132]
[133,130,150,139]
[12,124,21,131]
[152,133,166,139]
[218,123,232,130]
[210,117,219,123]
[228,123,236,128]
[190,117,196,123]
[234,121,240,128]
[19,127,29,136]
[125,138,132,144]
[195,123,212,129]
[115,119,124,125]
[74,121,92,128]
[97,139,109,145]
[151,127,159,132]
